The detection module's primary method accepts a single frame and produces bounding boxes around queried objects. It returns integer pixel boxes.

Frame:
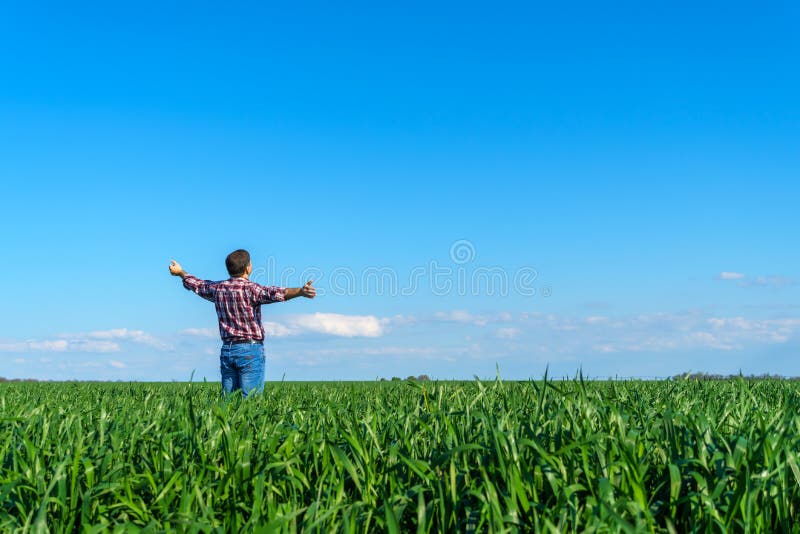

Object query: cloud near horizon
[5,309,798,356]
[0,339,120,353]
[716,272,794,288]
[3,311,799,380]
[180,313,389,339]
[80,328,171,350]
[0,328,172,354]
[288,313,387,337]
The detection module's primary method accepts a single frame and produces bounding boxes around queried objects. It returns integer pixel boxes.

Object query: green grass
[2,377,800,532]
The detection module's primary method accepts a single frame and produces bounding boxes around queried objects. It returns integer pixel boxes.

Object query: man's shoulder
[219,278,262,289]
[210,279,238,291]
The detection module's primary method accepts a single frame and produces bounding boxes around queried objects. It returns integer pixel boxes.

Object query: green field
[3,377,800,532]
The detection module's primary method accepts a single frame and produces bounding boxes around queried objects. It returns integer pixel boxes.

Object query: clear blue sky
[1,1,798,380]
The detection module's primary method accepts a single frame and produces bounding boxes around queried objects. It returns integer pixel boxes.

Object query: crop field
[3,378,800,532]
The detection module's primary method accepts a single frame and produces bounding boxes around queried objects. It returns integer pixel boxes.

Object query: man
[169,249,316,397]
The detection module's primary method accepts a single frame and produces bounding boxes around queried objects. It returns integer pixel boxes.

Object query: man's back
[182,275,286,342]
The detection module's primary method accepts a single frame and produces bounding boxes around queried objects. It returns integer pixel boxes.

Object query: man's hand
[300,280,316,298]
[284,280,317,300]
[169,260,186,278]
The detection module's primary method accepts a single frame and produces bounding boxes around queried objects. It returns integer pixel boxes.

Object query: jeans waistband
[222,339,263,346]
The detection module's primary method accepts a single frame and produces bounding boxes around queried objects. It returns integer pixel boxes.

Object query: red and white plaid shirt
[183,275,286,342]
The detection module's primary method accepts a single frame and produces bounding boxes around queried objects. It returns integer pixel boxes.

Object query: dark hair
[225,249,251,276]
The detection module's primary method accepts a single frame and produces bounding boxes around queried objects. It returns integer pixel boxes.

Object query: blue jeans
[220,342,265,397]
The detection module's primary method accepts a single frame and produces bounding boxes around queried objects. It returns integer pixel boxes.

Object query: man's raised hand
[169,260,186,278]
[301,280,316,299]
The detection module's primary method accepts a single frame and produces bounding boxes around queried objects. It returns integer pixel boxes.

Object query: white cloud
[178,310,800,353]
[262,321,294,337]
[706,317,799,344]
[421,310,800,357]
[181,313,391,339]
[82,328,170,350]
[71,341,121,353]
[287,313,386,338]
[19,340,68,352]
[716,272,794,288]
[434,310,510,327]
[293,346,441,357]
[718,272,745,280]
[590,313,797,353]
[435,310,487,325]
[496,327,521,339]
[5,309,799,381]
[180,327,217,338]
[383,314,418,326]
[743,276,794,288]
[0,327,168,354]
[0,339,119,353]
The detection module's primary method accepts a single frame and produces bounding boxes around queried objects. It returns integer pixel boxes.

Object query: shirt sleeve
[254,284,287,304]
[182,274,217,302]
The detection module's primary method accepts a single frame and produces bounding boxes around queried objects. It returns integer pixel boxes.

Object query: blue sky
[1,1,798,380]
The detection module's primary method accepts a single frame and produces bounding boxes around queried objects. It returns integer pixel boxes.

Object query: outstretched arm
[255,280,316,304]
[169,259,216,302]
[284,280,317,301]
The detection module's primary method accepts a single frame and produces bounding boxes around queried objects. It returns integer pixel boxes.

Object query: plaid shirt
[183,275,286,342]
